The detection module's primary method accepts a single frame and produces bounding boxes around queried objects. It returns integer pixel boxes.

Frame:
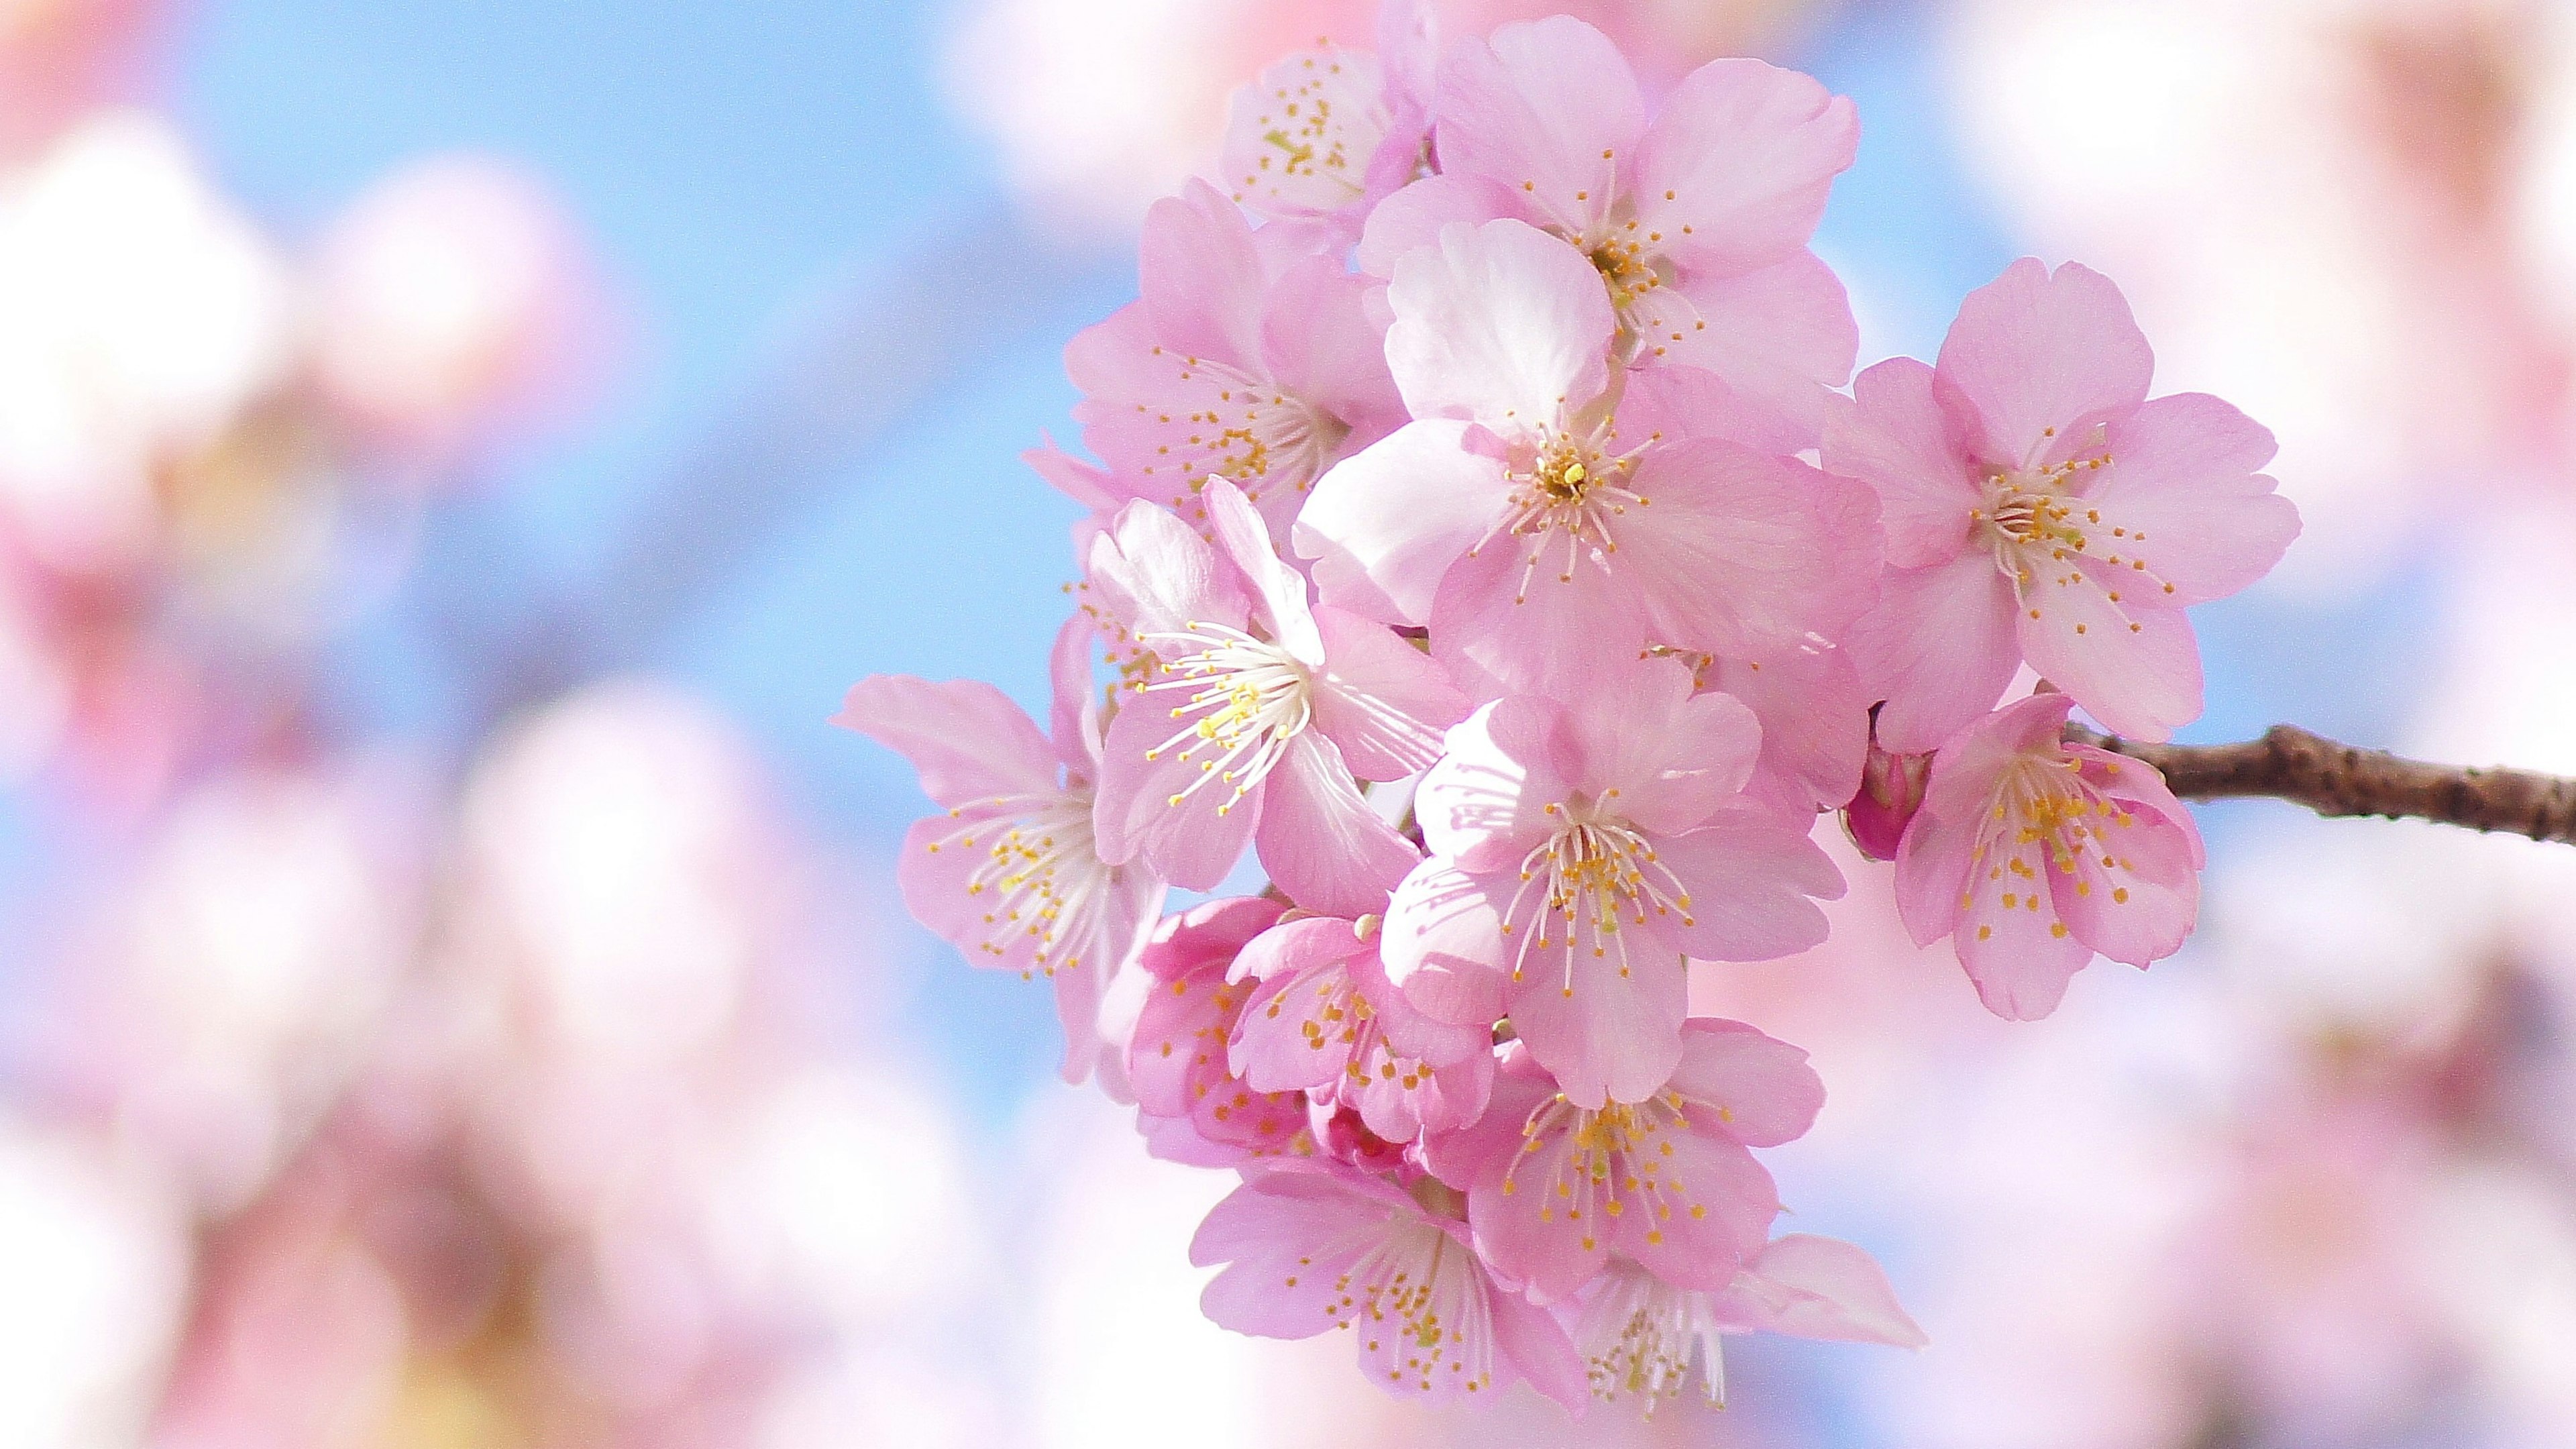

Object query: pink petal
[1381,859,1513,1028]
[1046,612,1101,777]
[1254,732,1421,917]
[1201,478,1324,663]
[1713,646,1870,819]
[1434,16,1646,237]
[1954,814,2094,1020]
[1617,1128,1776,1291]
[1847,553,2020,754]
[1092,694,1263,883]
[2047,777,2201,967]
[1613,439,1884,661]
[1295,419,1512,627]
[1309,604,1471,779]
[1715,1234,1929,1347]
[1616,358,1807,456]
[2087,391,2298,606]
[1258,254,1403,443]
[1935,258,2152,470]
[1086,500,1251,641]
[1416,696,1575,871]
[1890,789,1982,949]
[1665,250,1857,444]
[1356,171,1534,278]
[1665,1018,1825,1149]
[1489,1279,1591,1411]
[1385,217,1615,431]
[1569,661,1760,835]
[1230,936,1362,1093]
[835,674,1059,808]
[1138,179,1268,370]
[1632,59,1858,278]
[1505,940,1688,1110]
[1428,529,1646,702]
[1825,356,1979,569]
[2077,745,2207,869]
[1023,435,1120,512]
[2015,568,2202,742]
[1645,807,1841,963]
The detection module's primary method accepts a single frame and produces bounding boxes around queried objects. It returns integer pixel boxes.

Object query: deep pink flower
[1087,478,1467,916]
[1061,180,1404,543]
[1191,1163,1588,1407]
[1125,896,1319,1165]
[837,619,1165,1084]
[1228,912,1495,1144]
[1379,657,1843,1106]
[1424,1022,1819,1303]
[1297,217,1880,700]
[1574,1233,1927,1411]
[1355,16,1860,446]
[1894,692,2206,1020]
[1829,258,2301,749]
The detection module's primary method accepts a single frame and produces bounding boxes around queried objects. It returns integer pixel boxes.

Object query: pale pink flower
[1228,912,1495,1144]
[1424,1022,1819,1302]
[1356,16,1860,443]
[1574,1232,1927,1411]
[1191,1163,1589,1407]
[1381,656,1843,1106]
[1062,180,1404,543]
[1297,216,1880,699]
[1087,477,1466,916]
[837,619,1167,1083]
[1126,896,1320,1165]
[1829,258,2300,749]
[1218,25,1432,235]
[1894,692,2204,1020]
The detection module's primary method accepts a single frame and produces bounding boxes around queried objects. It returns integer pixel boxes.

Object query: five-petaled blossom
[1383,657,1841,1107]
[1299,215,1880,700]
[1830,258,2301,751]
[837,620,1165,1083]
[1088,476,1466,917]
[840,7,2309,1418]
[1894,692,2206,1019]
[1193,1163,1589,1407]
[1425,1022,1821,1303]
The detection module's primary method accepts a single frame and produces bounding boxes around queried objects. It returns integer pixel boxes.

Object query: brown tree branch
[2064,723,2576,845]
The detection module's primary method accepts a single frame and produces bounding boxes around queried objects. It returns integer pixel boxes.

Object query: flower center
[1588,237,1664,311]
[1503,1091,1709,1252]
[923,789,1111,977]
[1136,623,1312,814]
[1138,365,1350,520]
[1962,756,2149,932]
[1491,433,1648,598]
[1498,796,1695,993]
[1578,1265,1723,1411]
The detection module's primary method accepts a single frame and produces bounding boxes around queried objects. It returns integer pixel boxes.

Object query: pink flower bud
[1843,729,1932,862]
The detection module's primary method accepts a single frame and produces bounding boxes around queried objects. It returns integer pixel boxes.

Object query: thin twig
[2065,723,2576,845]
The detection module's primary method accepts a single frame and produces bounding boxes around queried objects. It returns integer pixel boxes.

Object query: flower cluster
[844,10,2295,1413]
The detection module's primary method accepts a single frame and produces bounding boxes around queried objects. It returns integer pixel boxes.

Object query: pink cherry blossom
[1574,1232,1927,1411]
[1061,180,1404,543]
[1381,656,1843,1106]
[835,619,1166,1083]
[1124,896,1320,1165]
[1087,477,1466,916]
[1227,912,1495,1144]
[1191,1163,1588,1407]
[1894,691,2206,1020]
[1218,15,1439,237]
[1297,217,1880,700]
[1829,258,2301,749]
[1425,1022,1821,1303]
[1354,15,1860,445]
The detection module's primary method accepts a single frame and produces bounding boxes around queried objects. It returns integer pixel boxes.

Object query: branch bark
[2064,723,2576,845]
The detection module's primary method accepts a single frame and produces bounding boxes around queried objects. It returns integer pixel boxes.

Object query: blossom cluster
[844,9,2297,1414]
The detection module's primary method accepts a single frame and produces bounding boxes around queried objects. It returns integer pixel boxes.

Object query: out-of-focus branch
[2066,722,2576,845]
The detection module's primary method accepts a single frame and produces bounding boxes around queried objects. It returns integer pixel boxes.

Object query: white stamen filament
[923,789,1114,977]
[1138,622,1313,815]
[1311,1216,1499,1395]
[1576,1263,1728,1413]
[1499,796,1696,995]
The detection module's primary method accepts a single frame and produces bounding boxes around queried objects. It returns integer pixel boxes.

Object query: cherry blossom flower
[1573,1232,1927,1412]
[1063,180,1405,542]
[1894,692,2205,1020]
[837,619,1166,1083]
[1424,1022,1821,1302]
[1087,477,1466,916]
[1191,1162,1589,1407]
[1228,910,1495,1144]
[1355,15,1860,444]
[1126,896,1320,1165]
[1219,28,1432,235]
[1297,216,1880,699]
[1829,258,2300,749]
[1381,656,1843,1106]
